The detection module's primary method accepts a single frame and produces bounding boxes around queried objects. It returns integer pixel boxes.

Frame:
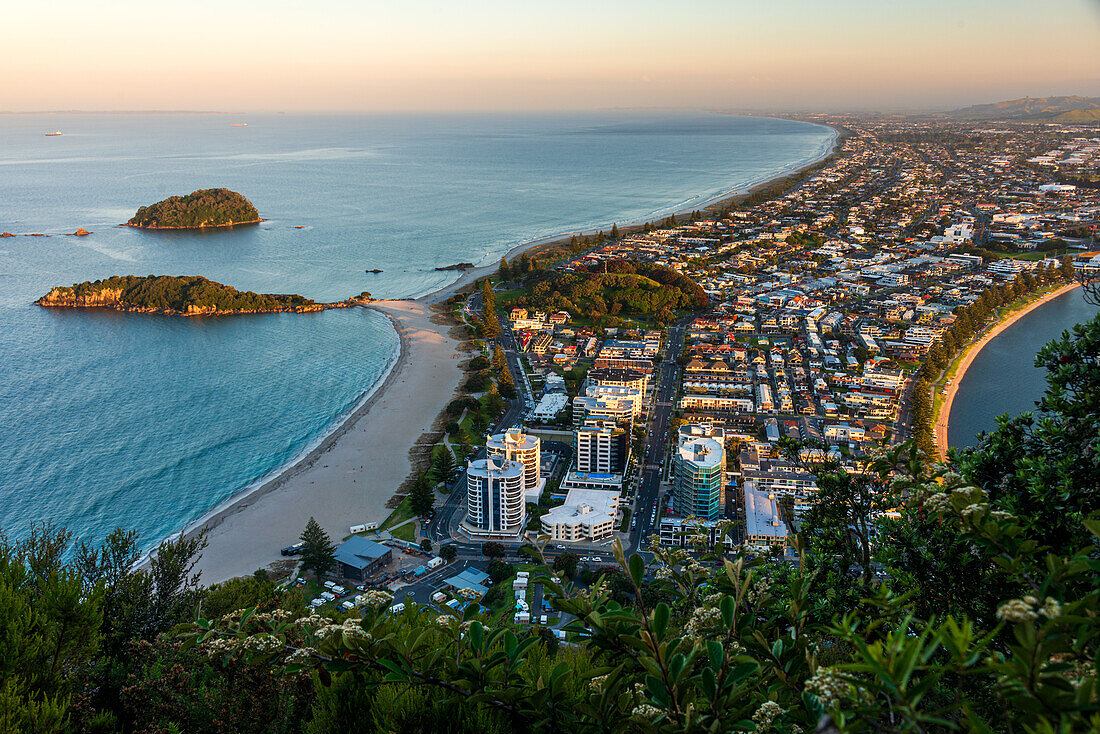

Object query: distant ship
[230,123,248,127]
[45,130,63,136]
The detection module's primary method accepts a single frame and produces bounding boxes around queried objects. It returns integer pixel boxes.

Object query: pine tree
[433,446,459,485]
[299,517,336,578]
[481,279,496,310]
[1060,256,1075,281]
[498,368,517,399]
[519,252,530,274]
[409,471,435,518]
[498,257,511,281]
[610,223,619,239]
[493,345,507,371]
[482,308,501,339]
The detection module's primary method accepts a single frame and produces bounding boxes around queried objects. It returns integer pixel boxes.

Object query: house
[334,536,393,581]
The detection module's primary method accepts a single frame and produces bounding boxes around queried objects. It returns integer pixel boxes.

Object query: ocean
[948,287,1098,449]
[0,111,834,553]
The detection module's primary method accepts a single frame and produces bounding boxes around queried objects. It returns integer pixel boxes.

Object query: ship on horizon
[45,130,63,136]
[230,122,248,127]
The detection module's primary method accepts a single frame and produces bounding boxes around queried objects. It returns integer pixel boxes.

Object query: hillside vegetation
[519,261,707,321]
[127,188,260,229]
[949,95,1100,122]
[37,275,316,314]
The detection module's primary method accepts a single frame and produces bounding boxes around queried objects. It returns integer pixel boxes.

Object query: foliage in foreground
[1,315,1097,733]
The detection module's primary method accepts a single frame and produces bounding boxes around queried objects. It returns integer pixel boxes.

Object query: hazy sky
[4,0,1098,112]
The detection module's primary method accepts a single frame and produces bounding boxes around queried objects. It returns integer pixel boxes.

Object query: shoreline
[170,117,842,582]
[411,119,842,306]
[186,298,466,584]
[935,281,1080,457]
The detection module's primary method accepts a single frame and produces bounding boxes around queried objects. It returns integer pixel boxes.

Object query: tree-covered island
[126,188,260,229]
[35,275,356,316]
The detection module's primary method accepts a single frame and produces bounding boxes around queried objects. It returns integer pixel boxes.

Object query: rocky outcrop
[0,232,14,238]
[69,228,92,236]
[37,286,124,308]
[435,262,475,271]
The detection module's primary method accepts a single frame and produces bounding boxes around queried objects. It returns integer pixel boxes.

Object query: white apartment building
[582,383,644,417]
[541,488,619,542]
[464,458,525,537]
[486,430,542,499]
[679,395,754,412]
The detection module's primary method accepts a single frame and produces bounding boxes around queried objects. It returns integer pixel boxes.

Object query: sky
[3,0,1099,112]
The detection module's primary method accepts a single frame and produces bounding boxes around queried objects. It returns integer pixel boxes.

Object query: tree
[481,542,505,560]
[409,471,435,518]
[419,538,433,553]
[299,517,336,578]
[552,551,579,579]
[487,560,514,584]
[493,345,508,371]
[498,257,511,282]
[469,355,490,371]
[481,279,496,311]
[433,446,460,485]
[439,544,457,562]
[609,222,619,239]
[481,308,502,339]
[519,252,531,274]
[497,368,517,400]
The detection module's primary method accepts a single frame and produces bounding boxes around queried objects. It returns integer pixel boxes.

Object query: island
[435,262,475,271]
[126,188,260,229]
[34,275,358,316]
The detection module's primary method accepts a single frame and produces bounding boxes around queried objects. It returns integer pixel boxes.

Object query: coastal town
[275,116,1098,623]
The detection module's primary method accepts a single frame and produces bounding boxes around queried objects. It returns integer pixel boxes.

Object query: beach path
[190,299,464,585]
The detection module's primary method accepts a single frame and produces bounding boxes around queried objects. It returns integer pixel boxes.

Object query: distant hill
[949,96,1100,122]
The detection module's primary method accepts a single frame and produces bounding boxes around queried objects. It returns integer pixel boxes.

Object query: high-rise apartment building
[464,458,525,536]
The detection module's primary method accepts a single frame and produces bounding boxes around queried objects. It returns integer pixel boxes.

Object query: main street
[627,317,689,555]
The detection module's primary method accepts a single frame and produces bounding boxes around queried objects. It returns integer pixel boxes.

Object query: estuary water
[948,288,1098,449]
[0,112,834,552]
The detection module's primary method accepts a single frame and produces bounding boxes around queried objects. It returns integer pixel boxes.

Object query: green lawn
[380,496,416,533]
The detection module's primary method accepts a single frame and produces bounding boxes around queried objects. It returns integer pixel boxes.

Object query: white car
[591,557,603,563]
[555,545,566,550]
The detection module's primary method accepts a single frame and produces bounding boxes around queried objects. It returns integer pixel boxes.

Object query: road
[627,317,690,555]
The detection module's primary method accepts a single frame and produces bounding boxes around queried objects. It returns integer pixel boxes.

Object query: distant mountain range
[949,96,1100,122]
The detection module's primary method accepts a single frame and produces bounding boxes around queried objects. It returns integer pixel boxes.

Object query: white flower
[632,703,663,718]
[805,667,846,705]
[589,674,608,692]
[242,633,283,653]
[752,700,783,730]
[1039,597,1061,619]
[996,598,1037,623]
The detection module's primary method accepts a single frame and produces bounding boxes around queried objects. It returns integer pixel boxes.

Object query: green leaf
[629,553,645,587]
[707,640,724,671]
[653,603,670,639]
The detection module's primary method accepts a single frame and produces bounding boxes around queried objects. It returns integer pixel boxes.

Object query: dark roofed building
[334,536,392,581]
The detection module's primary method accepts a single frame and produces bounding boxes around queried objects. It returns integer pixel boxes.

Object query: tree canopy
[127,188,259,229]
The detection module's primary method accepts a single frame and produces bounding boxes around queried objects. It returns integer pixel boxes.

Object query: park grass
[380,496,416,533]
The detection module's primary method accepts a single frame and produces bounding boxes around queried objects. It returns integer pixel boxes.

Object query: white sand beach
[191,299,464,584]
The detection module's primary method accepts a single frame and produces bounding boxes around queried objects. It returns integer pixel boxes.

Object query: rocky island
[126,188,260,229]
[35,275,357,316]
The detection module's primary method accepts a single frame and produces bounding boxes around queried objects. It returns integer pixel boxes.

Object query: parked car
[281,542,305,557]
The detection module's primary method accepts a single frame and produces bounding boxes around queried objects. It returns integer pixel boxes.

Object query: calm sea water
[949,288,1098,448]
[0,112,834,552]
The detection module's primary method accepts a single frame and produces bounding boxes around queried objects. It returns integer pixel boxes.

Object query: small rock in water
[70,228,92,236]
